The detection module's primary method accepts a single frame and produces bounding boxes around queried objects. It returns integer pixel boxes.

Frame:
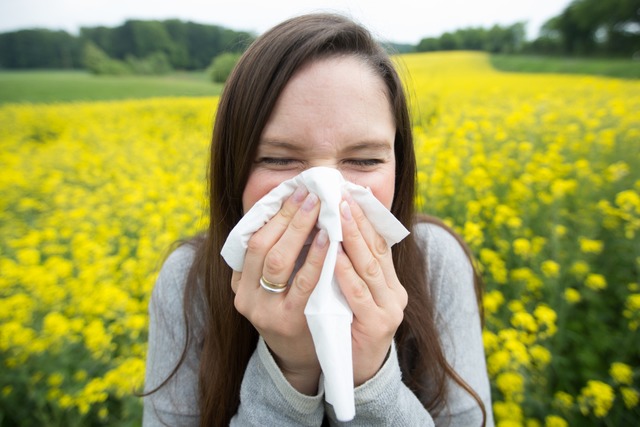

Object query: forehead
[260,56,395,149]
[283,55,390,107]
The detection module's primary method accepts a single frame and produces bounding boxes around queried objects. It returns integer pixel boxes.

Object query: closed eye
[257,157,301,167]
[345,159,384,167]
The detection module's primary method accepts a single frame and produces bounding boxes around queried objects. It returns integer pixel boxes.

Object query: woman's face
[242,56,397,212]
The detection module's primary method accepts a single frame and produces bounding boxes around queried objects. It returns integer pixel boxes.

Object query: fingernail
[291,186,307,203]
[342,190,354,204]
[340,200,352,220]
[301,193,318,212]
[315,229,328,248]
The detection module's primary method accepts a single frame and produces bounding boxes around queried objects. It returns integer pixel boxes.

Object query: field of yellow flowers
[1,51,639,426]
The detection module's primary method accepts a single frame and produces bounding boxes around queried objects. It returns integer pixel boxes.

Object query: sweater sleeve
[324,223,494,426]
[325,340,436,426]
[231,337,325,426]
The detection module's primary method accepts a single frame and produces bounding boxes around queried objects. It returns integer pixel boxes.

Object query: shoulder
[151,243,197,311]
[412,221,473,276]
[162,243,197,277]
[412,221,476,308]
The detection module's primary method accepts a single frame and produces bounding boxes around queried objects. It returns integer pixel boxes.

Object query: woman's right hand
[231,186,330,395]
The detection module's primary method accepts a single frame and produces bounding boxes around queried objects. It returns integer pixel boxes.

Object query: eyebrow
[259,139,393,154]
[341,141,393,154]
[258,139,306,153]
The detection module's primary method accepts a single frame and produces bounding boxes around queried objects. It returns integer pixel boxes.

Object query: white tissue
[221,167,409,421]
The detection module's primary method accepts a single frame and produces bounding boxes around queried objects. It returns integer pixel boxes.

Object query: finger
[285,229,330,309]
[241,186,309,289]
[342,192,397,287]
[334,244,378,321]
[262,193,320,285]
[339,199,390,305]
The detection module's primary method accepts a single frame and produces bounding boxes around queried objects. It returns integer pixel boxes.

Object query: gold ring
[259,276,287,293]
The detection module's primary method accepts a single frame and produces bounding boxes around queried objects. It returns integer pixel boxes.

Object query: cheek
[369,180,395,210]
[242,170,292,212]
[343,168,396,210]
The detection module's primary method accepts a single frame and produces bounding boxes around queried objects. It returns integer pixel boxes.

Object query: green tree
[162,19,191,69]
[126,51,173,75]
[439,32,462,50]
[83,41,130,75]
[416,37,440,52]
[208,52,241,83]
[0,29,81,68]
[536,0,640,56]
[1,19,255,71]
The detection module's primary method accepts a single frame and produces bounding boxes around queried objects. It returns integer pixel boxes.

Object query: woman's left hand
[335,193,408,387]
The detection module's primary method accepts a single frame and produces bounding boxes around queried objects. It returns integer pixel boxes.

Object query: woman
[144,13,493,426]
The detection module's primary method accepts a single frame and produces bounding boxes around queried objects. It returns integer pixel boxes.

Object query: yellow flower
[585,273,607,291]
[510,268,543,292]
[554,225,567,237]
[47,373,64,388]
[553,391,574,410]
[496,371,525,401]
[42,312,73,341]
[513,238,531,258]
[569,260,590,279]
[483,330,499,352]
[551,179,577,198]
[624,293,640,330]
[609,362,633,385]
[621,387,639,409]
[488,350,511,376]
[616,189,640,213]
[545,415,568,427]
[530,345,551,367]
[578,238,604,254]
[511,312,538,333]
[480,249,508,284]
[533,304,557,336]
[484,290,505,315]
[564,288,581,304]
[15,248,41,265]
[82,319,113,360]
[540,260,560,279]
[98,407,109,420]
[462,220,484,249]
[605,161,629,182]
[493,400,523,423]
[2,386,13,397]
[578,380,615,418]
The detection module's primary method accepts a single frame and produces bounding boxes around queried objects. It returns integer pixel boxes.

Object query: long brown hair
[175,13,485,426]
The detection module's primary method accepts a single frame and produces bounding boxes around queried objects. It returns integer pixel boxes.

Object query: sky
[0,0,574,44]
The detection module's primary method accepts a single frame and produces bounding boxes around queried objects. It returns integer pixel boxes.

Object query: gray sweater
[143,223,494,426]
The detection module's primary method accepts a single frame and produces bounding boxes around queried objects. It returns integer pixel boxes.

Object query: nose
[308,160,339,170]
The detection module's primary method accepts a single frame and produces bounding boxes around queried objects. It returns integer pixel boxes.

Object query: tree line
[416,23,526,54]
[1,0,638,71]
[533,0,640,56]
[0,19,253,71]
[416,0,640,57]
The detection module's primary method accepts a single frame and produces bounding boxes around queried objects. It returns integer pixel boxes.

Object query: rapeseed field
[1,52,638,425]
